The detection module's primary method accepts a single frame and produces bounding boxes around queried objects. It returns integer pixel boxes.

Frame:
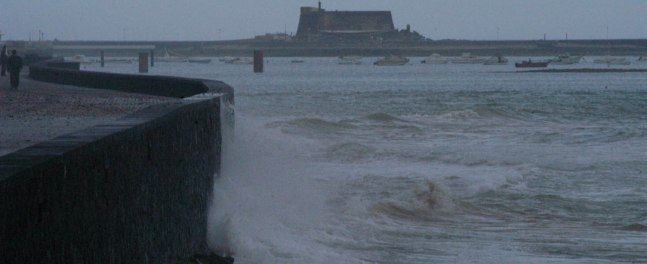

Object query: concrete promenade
[0,73,175,156]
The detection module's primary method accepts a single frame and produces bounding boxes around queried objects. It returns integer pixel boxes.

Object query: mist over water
[88,58,647,263]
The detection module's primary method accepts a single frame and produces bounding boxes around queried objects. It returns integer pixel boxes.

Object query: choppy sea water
[88,57,647,263]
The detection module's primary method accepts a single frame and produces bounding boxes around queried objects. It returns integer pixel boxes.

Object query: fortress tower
[296,3,396,41]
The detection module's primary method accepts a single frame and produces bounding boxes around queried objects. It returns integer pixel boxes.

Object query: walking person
[0,45,7,77]
[7,50,23,88]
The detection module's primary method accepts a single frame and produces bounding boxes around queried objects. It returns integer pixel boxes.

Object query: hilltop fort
[295,2,424,43]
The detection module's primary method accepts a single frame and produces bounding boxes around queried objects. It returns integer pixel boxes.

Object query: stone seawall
[29,62,233,99]
[0,62,234,263]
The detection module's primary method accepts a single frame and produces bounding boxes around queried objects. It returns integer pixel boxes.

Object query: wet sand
[0,74,175,156]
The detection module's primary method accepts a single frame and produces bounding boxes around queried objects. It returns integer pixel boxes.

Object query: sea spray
[208,116,340,263]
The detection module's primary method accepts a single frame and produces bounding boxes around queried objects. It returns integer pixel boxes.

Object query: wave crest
[371,181,457,221]
[325,142,376,163]
[266,118,356,135]
[363,112,408,123]
[435,105,524,122]
[622,223,647,232]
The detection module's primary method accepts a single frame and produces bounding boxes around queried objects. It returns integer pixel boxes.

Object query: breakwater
[7,38,647,57]
[519,68,647,73]
[0,61,234,262]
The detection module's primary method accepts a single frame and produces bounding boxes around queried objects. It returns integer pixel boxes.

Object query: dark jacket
[7,54,23,73]
[0,46,7,64]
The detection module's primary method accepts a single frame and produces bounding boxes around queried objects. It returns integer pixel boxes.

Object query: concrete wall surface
[0,63,234,263]
[30,64,206,99]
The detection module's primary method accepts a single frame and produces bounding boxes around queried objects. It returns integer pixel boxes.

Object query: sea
[86,57,647,263]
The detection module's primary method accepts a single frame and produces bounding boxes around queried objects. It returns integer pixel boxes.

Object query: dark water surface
[88,57,647,263]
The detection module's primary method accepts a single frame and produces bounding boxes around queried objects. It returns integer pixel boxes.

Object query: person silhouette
[7,50,23,88]
[0,46,7,77]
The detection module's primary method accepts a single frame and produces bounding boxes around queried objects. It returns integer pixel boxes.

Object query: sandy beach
[0,73,175,156]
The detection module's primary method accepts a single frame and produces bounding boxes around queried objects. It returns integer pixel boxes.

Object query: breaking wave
[266,117,357,135]
[371,181,458,221]
[362,112,409,123]
[436,105,524,121]
[324,142,376,163]
[622,224,647,232]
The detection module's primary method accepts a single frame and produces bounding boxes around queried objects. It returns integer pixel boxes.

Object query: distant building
[294,2,426,43]
[296,2,398,42]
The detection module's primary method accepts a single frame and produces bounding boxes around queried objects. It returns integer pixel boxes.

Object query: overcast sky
[1,0,646,41]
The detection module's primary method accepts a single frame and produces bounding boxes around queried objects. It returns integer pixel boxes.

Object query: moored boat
[374,55,409,66]
[483,55,509,65]
[593,56,631,65]
[157,48,188,63]
[291,59,305,63]
[104,58,133,64]
[339,56,363,65]
[450,53,486,64]
[225,57,253,65]
[188,58,212,64]
[65,55,96,64]
[515,59,549,68]
[549,53,582,65]
[421,53,448,64]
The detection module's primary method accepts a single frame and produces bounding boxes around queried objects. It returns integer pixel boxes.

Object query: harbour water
[87,58,647,263]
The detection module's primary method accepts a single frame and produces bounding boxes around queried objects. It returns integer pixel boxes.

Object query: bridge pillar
[139,52,149,73]
[253,50,264,73]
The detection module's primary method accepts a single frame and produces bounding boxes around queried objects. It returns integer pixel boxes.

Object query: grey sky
[1,0,646,41]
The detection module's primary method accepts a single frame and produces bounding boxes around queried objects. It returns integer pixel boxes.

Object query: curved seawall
[0,61,234,263]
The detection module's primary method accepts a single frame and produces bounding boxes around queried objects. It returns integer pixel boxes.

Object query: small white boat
[157,48,188,63]
[593,56,631,65]
[609,59,631,65]
[157,57,188,63]
[374,55,409,66]
[515,59,549,68]
[339,56,362,65]
[421,53,448,64]
[225,57,253,65]
[104,58,133,64]
[188,58,212,64]
[549,53,582,65]
[450,53,486,64]
[483,55,509,65]
[65,55,96,64]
